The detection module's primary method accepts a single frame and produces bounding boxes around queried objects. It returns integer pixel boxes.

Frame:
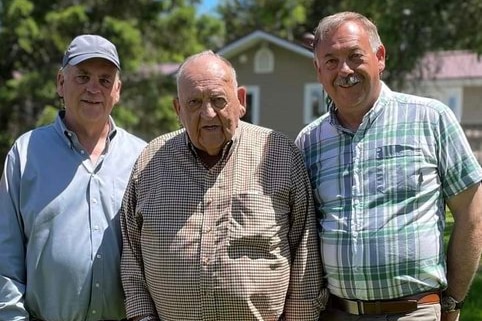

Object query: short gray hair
[313,11,382,53]
[176,50,238,94]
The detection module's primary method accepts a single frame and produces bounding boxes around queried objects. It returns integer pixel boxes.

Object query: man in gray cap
[0,34,146,321]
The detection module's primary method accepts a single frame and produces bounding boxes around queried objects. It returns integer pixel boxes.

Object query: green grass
[444,212,482,320]
[463,273,482,320]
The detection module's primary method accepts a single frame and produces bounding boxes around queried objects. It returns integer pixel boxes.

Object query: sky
[197,0,218,14]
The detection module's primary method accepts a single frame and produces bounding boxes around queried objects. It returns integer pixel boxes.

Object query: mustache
[335,74,361,86]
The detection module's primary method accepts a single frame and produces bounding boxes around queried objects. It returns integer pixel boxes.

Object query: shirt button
[96,254,102,259]
[92,310,97,314]
[92,198,98,204]
[95,283,100,288]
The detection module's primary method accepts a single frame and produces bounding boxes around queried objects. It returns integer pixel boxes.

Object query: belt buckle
[339,299,364,315]
[357,300,366,315]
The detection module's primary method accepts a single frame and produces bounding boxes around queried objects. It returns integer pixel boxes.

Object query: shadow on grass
[445,212,482,320]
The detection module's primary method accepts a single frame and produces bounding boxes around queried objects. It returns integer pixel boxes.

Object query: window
[254,45,274,74]
[444,88,462,122]
[424,87,462,122]
[304,83,328,124]
[241,86,260,124]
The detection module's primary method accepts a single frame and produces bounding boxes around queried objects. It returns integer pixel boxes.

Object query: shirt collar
[54,110,118,150]
[183,122,243,167]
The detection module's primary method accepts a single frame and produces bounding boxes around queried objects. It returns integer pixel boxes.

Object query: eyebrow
[75,68,115,78]
[323,45,364,56]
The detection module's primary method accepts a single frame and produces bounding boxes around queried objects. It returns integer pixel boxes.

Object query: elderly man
[120,50,327,321]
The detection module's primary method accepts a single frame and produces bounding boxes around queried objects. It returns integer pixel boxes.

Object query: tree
[308,0,482,88]
[0,0,224,167]
[218,0,482,90]
[4,0,481,168]
[218,0,311,42]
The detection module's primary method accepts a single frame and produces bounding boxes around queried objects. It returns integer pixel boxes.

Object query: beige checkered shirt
[120,121,327,321]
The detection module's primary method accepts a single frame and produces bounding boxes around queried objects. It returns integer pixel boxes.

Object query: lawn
[444,213,482,320]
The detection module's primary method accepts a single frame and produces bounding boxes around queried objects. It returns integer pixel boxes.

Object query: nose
[200,101,217,118]
[85,79,101,94]
[339,60,354,76]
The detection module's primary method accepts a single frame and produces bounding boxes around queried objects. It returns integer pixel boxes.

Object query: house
[217,30,325,140]
[404,50,482,162]
[217,31,482,161]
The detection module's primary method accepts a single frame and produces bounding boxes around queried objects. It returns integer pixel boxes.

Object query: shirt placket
[87,163,105,320]
[351,133,364,297]
[199,168,222,321]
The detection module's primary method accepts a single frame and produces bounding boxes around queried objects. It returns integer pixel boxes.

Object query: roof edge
[217,30,313,59]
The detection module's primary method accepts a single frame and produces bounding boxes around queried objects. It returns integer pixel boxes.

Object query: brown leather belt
[331,292,441,315]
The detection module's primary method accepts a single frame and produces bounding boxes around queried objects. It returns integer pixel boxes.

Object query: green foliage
[36,106,58,127]
[196,14,226,50]
[305,0,482,89]
[3,0,482,170]
[0,0,222,168]
[219,0,311,42]
[116,72,181,141]
[219,0,482,90]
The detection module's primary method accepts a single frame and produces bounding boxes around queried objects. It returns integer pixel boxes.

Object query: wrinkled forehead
[180,61,234,93]
[316,21,372,54]
[186,57,229,78]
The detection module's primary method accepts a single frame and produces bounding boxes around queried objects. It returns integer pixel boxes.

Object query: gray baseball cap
[62,34,120,69]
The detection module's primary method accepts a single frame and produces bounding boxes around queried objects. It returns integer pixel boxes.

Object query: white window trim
[303,83,327,124]
[245,86,260,125]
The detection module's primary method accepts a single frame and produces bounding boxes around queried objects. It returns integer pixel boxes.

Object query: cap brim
[67,54,120,69]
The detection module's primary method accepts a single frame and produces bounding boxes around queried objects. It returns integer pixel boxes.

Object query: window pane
[242,93,253,123]
[311,87,326,118]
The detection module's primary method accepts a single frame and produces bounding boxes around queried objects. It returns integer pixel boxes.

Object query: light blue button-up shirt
[0,111,146,321]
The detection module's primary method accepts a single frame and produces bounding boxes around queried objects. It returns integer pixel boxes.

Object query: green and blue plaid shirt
[295,82,482,300]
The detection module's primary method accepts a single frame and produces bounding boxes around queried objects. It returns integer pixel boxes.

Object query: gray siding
[229,45,317,140]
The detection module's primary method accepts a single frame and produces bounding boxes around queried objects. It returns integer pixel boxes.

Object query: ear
[376,45,386,74]
[113,79,122,105]
[173,97,181,116]
[302,32,314,50]
[313,59,322,82]
[56,70,64,97]
[237,86,247,118]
